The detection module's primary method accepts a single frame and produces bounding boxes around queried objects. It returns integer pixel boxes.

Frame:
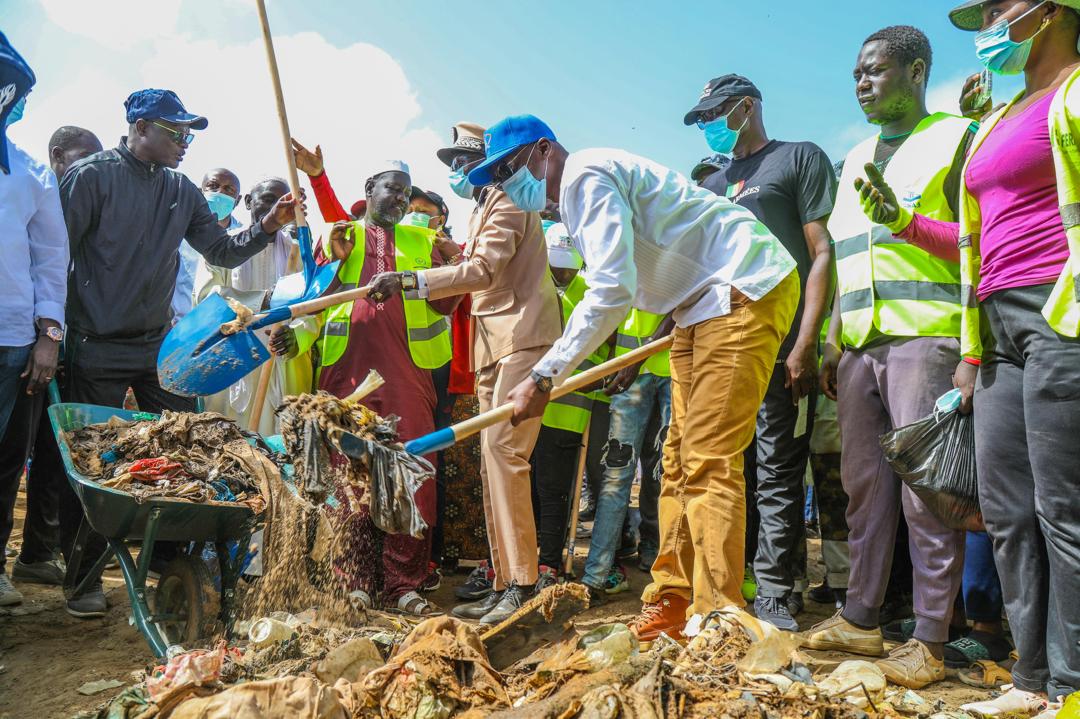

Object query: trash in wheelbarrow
[64,410,279,512]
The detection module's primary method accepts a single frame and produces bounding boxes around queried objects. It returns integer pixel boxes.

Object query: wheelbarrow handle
[248,284,373,331]
[405,334,675,456]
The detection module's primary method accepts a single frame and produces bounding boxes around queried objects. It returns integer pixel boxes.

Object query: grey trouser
[976,284,1080,699]
[838,336,965,643]
[749,363,814,597]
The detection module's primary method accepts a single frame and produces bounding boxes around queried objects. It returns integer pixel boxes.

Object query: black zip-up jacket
[58,139,274,342]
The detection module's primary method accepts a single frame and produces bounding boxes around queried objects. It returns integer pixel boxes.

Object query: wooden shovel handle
[285,284,372,319]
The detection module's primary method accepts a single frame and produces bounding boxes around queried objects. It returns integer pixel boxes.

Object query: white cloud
[38,0,183,49]
[15,0,472,231]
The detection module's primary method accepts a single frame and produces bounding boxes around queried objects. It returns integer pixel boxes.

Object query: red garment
[309,170,349,223]
[448,297,474,394]
[318,223,458,602]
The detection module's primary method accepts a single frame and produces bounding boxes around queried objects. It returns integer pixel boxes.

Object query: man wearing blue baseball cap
[53,88,303,618]
[470,114,800,645]
[0,31,69,610]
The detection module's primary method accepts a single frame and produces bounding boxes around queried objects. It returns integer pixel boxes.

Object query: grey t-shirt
[701,139,836,358]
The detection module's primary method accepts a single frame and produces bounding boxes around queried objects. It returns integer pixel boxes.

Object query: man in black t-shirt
[685,74,836,631]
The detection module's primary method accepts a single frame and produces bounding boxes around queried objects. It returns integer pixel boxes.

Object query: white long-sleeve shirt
[0,140,68,346]
[533,148,796,380]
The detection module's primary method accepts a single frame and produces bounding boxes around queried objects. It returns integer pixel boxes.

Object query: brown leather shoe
[629,594,690,648]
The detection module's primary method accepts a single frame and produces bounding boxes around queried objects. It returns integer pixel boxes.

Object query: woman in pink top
[855,1,1080,713]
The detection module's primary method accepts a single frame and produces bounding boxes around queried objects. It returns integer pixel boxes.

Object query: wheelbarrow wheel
[153,555,220,646]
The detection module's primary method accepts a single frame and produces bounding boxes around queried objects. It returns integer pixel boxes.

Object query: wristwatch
[41,326,64,342]
[400,271,418,292]
[529,370,554,393]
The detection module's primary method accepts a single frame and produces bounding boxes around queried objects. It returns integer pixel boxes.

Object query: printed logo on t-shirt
[901,189,922,210]
[726,179,760,204]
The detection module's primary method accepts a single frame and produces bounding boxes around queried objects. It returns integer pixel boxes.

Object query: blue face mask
[700,103,748,156]
[5,96,26,127]
[204,191,236,221]
[502,146,549,212]
[975,1,1050,75]
[448,168,474,199]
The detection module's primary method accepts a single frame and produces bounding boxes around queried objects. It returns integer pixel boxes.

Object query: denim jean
[583,372,671,588]
[0,344,33,443]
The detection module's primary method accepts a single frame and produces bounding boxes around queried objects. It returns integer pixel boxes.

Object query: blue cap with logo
[124,89,208,130]
[467,114,556,187]
[0,31,36,174]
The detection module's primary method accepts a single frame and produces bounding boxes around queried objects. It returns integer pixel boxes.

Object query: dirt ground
[1,485,993,719]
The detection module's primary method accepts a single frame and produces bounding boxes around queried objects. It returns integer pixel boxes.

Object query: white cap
[545,222,582,270]
[367,159,410,182]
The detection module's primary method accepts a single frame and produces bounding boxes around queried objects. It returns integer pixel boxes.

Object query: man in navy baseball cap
[467,114,556,187]
[124,88,208,130]
[0,31,36,174]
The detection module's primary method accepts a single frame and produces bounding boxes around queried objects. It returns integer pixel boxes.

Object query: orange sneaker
[629,594,690,648]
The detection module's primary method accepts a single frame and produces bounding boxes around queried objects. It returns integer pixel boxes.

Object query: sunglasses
[450,153,483,172]
[695,98,746,129]
[493,145,533,188]
[152,121,195,145]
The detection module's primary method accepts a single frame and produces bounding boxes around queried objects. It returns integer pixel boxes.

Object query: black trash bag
[880,395,983,531]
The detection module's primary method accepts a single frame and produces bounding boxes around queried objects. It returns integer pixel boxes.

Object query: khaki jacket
[422,188,561,371]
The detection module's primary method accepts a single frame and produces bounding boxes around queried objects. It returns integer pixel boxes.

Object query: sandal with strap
[393,590,442,617]
[958,659,1014,689]
[945,631,1013,669]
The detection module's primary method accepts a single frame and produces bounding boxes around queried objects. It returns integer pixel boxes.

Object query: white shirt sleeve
[533,167,636,379]
[28,169,69,327]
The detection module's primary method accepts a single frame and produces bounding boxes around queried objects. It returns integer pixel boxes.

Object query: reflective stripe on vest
[960,66,1080,354]
[614,308,670,377]
[828,113,972,349]
[541,274,611,434]
[317,222,452,370]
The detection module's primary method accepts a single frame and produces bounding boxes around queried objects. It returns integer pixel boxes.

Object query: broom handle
[256,0,307,229]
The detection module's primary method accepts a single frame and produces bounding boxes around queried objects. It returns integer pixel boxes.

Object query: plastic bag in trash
[880,389,983,531]
[344,433,433,539]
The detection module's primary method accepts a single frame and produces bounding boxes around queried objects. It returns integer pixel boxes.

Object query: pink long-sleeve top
[899,91,1068,301]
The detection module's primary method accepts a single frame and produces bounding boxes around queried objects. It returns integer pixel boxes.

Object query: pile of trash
[66,411,277,511]
[89,589,940,719]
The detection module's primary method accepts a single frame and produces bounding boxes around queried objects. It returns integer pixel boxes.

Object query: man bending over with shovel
[470,115,800,645]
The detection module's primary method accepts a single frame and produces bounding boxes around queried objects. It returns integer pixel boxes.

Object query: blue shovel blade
[157,293,271,397]
[269,260,340,308]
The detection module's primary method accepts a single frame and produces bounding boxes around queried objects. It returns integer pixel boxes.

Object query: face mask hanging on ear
[975,0,1050,75]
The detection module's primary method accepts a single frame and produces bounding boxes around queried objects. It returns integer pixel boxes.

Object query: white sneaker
[962,686,1048,718]
[0,573,24,607]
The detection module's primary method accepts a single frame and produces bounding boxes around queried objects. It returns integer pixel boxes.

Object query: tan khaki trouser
[642,272,799,616]
[475,345,548,589]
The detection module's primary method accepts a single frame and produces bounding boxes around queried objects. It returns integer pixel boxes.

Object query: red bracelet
[962,357,982,366]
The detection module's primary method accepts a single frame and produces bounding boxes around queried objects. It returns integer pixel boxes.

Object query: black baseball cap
[411,187,449,219]
[124,89,208,129]
[683,74,762,126]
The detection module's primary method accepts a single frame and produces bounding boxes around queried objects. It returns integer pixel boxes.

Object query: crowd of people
[2,0,1079,716]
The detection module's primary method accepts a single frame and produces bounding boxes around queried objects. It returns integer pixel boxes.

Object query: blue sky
[4,0,1022,222]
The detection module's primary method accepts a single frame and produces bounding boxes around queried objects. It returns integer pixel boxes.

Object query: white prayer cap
[545,222,582,270]
[367,160,410,182]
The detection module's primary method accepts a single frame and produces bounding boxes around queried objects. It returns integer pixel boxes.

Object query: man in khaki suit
[369,122,562,625]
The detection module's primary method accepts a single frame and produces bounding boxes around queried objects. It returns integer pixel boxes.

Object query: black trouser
[583,403,610,507]
[635,401,666,555]
[530,425,583,569]
[0,383,62,574]
[62,333,196,584]
[975,284,1080,699]
[743,363,814,598]
[430,363,453,566]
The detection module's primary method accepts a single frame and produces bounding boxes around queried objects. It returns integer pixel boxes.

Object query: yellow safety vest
[829,112,974,349]
[317,222,451,370]
[541,274,611,434]
[960,65,1080,358]
[614,309,670,377]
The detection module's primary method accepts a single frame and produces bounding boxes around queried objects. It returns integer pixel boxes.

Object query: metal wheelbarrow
[49,403,264,658]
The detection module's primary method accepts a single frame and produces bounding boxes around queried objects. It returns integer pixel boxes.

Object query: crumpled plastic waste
[578,623,638,672]
[816,660,887,709]
[67,411,274,512]
[165,676,351,719]
[357,616,508,718]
